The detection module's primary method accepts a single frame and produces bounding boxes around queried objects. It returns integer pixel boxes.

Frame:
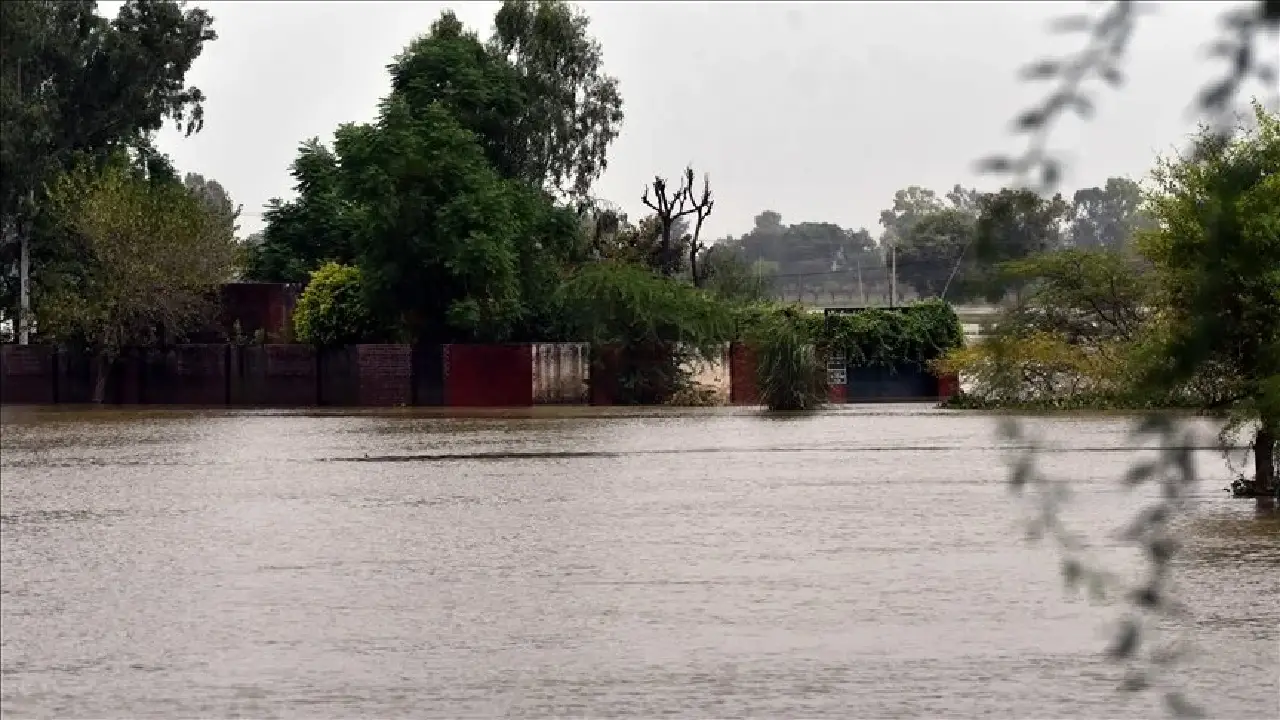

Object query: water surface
[2,405,1276,718]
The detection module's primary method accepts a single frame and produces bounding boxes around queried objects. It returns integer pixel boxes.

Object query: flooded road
[2,405,1277,719]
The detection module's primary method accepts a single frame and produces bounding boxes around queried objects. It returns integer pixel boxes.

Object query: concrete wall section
[532,343,589,404]
[680,342,731,405]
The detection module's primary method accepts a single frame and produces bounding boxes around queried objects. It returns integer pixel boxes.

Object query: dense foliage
[817,300,965,372]
[750,309,829,412]
[738,300,964,412]
[949,101,1279,496]
[43,158,239,400]
[557,262,733,403]
[292,263,378,348]
[0,0,218,334]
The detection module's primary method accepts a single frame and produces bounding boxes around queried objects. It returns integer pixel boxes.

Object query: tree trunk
[1255,422,1276,498]
[92,352,111,404]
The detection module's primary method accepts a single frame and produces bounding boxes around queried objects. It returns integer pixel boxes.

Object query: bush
[820,299,964,371]
[756,319,828,411]
[292,262,378,347]
[558,262,734,404]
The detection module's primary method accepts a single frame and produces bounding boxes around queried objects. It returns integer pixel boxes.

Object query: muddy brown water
[1,405,1276,719]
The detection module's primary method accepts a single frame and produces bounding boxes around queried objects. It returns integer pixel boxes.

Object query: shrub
[756,319,828,411]
[292,262,378,347]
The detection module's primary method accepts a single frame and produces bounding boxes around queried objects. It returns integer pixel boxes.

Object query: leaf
[1106,618,1140,659]
[1015,108,1048,131]
[977,157,1013,177]
[1198,79,1236,112]
[1020,60,1063,80]
[1123,461,1158,486]
[1061,557,1083,589]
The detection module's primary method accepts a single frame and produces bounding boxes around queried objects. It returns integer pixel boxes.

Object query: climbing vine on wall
[742,299,964,371]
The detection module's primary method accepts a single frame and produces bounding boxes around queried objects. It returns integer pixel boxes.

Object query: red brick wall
[230,345,318,406]
[589,345,623,406]
[142,345,228,405]
[444,344,534,407]
[937,372,960,400]
[828,383,847,403]
[354,344,412,407]
[0,345,55,404]
[219,283,300,343]
[729,342,760,406]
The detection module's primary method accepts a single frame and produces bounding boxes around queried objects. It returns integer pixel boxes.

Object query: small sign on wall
[827,351,847,386]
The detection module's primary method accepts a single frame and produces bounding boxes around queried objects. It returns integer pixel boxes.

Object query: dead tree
[682,168,714,287]
[640,166,714,281]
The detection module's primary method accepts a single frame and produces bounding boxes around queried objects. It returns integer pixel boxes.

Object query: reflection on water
[1,405,1276,719]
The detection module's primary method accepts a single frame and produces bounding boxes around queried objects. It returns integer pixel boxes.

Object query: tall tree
[489,0,624,198]
[183,172,240,240]
[894,208,976,299]
[641,167,711,279]
[1137,102,1280,496]
[42,159,239,401]
[244,139,358,283]
[1068,176,1147,249]
[971,188,1071,301]
[878,185,945,249]
[0,0,217,341]
[387,11,527,181]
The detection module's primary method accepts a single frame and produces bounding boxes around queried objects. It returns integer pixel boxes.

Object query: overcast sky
[133,1,1271,240]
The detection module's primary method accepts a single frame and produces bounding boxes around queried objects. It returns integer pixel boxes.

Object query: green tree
[1068,176,1147,249]
[894,207,975,299]
[244,139,358,283]
[1137,102,1280,496]
[387,11,528,182]
[292,262,378,347]
[971,188,1072,301]
[489,0,624,197]
[183,172,240,241]
[43,160,239,402]
[0,0,217,340]
[700,246,773,303]
[336,101,525,343]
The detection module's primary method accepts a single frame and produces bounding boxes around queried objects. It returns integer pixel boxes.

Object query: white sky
[122,1,1273,240]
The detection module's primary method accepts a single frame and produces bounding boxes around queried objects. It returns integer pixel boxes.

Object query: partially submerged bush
[557,262,734,404]
[755,318,828,412]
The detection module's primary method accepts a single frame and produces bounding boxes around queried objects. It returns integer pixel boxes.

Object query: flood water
[1,405,1277,719]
